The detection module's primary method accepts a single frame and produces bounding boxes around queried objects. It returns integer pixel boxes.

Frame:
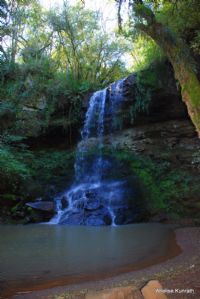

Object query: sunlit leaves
[130,35,164,71]
[48,3,128,85]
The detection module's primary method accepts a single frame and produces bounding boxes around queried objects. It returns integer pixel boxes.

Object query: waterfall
[75,88,107,184]
[50,78,136,226]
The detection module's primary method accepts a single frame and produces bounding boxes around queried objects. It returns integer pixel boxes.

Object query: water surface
[0,223,179,297]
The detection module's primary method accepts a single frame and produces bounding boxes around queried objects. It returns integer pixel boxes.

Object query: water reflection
[0,223,175,288]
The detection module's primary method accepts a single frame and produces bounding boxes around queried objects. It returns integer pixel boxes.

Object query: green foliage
[0,135,75,201]
[122,0,200,85]
[129,59,168,122]
[0,145,30,192]
[0,0,129,140]
[0,57,81,136]
[29,150,75,183]
[161,2,200,60]
[130,75,152,123]
[155,0,200,37]
[47,3,128,85]
[191,30,200,55]
[47,71,87,127]
[130,35,164,72]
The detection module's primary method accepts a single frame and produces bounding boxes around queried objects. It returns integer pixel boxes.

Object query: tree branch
[117,0,123,31]
[133,2,155,25]
[0,45,8,60]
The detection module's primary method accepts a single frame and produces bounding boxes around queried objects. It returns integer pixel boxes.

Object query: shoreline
[2,226,200,299]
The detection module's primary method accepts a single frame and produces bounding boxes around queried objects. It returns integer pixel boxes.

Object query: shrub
[0,145,30,193]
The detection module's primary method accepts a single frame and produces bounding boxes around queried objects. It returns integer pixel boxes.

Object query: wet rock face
[58,176,147,226]
[52,154,148,226]
[61,195,69,209]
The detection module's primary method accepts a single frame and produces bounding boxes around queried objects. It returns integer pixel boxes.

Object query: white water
[50,80,128,226]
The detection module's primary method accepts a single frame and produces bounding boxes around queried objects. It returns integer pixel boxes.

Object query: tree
[0,0,9,60]
[0,0,41,64]
[48,3,128,86]
[117,0,200,136]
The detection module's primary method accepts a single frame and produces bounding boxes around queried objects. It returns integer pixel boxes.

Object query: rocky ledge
[106,119,200,170]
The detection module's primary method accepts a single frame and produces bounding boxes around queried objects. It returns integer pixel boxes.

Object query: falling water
[75,88,107,183]
[50,78,139,226]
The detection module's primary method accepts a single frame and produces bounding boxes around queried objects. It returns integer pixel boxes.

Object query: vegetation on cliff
[112,149,199,221]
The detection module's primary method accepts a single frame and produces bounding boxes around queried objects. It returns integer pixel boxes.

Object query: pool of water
[0,223,179,297]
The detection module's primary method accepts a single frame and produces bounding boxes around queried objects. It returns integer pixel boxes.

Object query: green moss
[111,150,198,216]
[181,70,200,134]
[182,71,200,106]
[0,194,17,201]
[29,150,75,183]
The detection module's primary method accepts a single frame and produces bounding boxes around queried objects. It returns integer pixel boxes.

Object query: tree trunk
[135,6,200,136]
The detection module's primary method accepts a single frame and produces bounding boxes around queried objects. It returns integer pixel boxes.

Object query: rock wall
[106,119,200,172]
[105,71,200,222]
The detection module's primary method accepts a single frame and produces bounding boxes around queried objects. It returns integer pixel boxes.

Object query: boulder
[141,280,168,299]
[85,216,107,226]
[59,210,85,225]
[85,210,112,226]
[59,207,113,226]
[26,201,54,212]
[61,195,69,209]
[84,198,102,211]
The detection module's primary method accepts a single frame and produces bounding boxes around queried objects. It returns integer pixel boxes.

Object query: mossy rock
[109,149,199,218]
